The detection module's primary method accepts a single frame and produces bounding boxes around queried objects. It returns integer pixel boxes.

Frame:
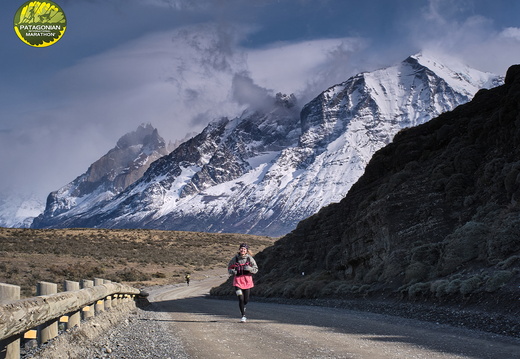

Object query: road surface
[146,275,520,359]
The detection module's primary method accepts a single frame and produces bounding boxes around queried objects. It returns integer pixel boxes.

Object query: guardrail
[0,279,142,359]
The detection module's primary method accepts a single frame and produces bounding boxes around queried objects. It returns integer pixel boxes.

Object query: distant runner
[227,243,258,322]
[185,274,190,286]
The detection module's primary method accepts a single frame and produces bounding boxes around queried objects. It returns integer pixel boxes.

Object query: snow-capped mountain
[32,123,169,228]
[32,54,502,236]
[0,194,44,228]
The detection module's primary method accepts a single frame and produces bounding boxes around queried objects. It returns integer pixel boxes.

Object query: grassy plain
[0,227,275,297]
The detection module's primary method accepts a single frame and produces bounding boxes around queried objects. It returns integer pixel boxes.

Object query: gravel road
[24,274,520,359]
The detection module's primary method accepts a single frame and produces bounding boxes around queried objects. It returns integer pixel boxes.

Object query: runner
[227,243,258,322]
[185,273,190,286]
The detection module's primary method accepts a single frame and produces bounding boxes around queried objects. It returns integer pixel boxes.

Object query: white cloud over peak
[500,27,520,41]
[246,37,367,102]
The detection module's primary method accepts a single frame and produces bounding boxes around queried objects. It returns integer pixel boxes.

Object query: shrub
[484,270,513,292]
[439,221,489,275]
[459,276,482,296]
[335,283,354,297]
[363,262,383,283]
[382,249,409,280]
[408,282,429,299]
[446,279,462,295]
[264,281,286,298]
[498,255,520,269]
[405,262,431,284]
[281,281,298,298]
[356,284,371,295]
[48,262,104,280]
[445,173,470,200]
[503,162,520,195]
[487,219,520,261]
[303,280,326,298]
[430,279,449,298]
[411,243,441,266]
[320,281,341,297]
[114,268,151,282]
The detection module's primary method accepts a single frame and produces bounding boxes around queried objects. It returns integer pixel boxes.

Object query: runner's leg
[243,288,250,308]
[235,286,245,316]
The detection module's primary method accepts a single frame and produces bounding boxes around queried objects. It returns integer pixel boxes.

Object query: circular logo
[14,1,67,47]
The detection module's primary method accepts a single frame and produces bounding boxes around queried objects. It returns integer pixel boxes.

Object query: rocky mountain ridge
[32,124,169,228]
[32,54,502,235]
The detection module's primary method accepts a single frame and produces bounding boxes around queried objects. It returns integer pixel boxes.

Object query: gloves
[244,266,253,272]
[229,269,237,275]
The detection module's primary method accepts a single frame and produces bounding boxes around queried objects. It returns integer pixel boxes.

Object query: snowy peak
[83,123,167,190]
[31,55,503,235]
[116,123,165,153]
[0,194,44,228]
[119,97,301,206]
[32,124,169,227]
[299,52,502,152]
[409,52,502,91]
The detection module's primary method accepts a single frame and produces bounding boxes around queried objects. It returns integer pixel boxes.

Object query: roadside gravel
[21,299,189,359]
[80,303,189,359]
[250,296,520,338]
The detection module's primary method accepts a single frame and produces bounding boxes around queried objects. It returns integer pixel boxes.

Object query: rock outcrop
[248,65,520,312]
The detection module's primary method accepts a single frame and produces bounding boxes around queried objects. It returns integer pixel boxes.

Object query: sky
[0,0,519,205]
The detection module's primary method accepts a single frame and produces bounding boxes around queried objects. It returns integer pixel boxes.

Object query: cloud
[43,23,369,145]
[500,27,520,41]
[232,72,274,110]
[407,0,520,75]
[140,0,210,9]
[246,37,368,103]
[0,23,250,197]
[47,23,251,138]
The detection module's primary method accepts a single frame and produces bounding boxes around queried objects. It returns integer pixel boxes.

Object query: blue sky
[0,0,519,202]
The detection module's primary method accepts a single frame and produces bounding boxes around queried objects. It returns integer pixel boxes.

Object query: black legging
[235,286,250,316]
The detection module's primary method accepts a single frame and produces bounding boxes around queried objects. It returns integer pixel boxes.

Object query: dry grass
[0,227,275,298]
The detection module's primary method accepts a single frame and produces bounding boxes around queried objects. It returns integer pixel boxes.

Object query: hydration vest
[230,255,252,276]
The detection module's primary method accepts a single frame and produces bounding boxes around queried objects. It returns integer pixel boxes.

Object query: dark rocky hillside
[213,65,520,320]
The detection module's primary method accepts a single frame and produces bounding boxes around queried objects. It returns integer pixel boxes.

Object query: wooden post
[0,283,21,359]
[63,281,81,330]
[93,278,104,313]
[80,279,94,319]
[36,282,58,345]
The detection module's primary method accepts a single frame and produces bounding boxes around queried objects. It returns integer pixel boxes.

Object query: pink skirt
[233,275,254,289]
